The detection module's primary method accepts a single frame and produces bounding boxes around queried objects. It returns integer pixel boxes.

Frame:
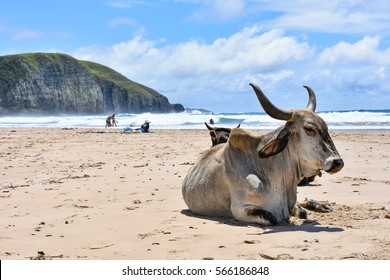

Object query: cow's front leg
[231,204,277,226]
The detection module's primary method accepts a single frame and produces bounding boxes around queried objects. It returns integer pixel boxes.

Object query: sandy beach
[1,128,389,260]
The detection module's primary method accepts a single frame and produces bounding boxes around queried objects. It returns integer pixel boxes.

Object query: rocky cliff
[0,53,184,115]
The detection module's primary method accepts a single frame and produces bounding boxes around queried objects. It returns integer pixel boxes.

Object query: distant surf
[1,109,390,130]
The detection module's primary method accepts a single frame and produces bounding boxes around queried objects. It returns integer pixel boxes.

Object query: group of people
[105,114,151,133]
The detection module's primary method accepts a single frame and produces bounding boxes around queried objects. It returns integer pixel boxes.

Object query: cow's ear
[209,130,217,139]
[258,126,292,158]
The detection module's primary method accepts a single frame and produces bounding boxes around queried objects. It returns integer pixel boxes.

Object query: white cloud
[299,35,390,110]
[190,0,246,22]
[108,17,138,27]
[107,16,146,36]
[73,26,315,111]
[105,0,147,9]
[254,0,390,35]
[11,29,43,40]
[74,26,311,85]
[318,36,389,65]
[0,20,43,40]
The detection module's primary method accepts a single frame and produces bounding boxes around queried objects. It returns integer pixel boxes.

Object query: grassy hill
[0,53,184,114]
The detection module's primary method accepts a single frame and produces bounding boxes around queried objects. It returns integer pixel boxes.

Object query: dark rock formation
[0,53,184,115]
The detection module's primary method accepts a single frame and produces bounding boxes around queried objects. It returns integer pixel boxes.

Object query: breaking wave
[1,110,390,130]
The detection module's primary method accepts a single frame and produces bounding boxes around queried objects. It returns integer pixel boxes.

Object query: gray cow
[182,83,343,225]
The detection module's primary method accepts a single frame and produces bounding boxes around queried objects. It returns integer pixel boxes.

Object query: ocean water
[0,110,390,130]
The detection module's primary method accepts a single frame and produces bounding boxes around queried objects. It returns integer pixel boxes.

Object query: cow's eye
[304,125,316,135]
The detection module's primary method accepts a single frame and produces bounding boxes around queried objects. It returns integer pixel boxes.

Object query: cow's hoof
[292,203,308,219]
[317,203,333,212]
[297,208,308,219]
[301,199,333,213]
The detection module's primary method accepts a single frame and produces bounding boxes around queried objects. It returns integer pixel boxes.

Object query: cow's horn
[204,122,213,131]
[249,83,292,121]
[205,122,232,133]
[303,85,316,112]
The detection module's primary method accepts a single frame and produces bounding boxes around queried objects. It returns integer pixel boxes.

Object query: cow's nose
[331,158,344,172]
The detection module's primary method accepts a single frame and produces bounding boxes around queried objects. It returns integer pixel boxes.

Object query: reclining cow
[182,83,343,225]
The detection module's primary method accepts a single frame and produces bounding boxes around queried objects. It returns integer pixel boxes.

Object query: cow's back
[182,145,233,217]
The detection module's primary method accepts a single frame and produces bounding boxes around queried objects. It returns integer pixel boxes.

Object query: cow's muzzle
[324,158,344,174]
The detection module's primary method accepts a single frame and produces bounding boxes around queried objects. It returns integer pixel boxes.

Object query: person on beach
[123,120,151,133]
[140,120,151,132]
[105,114,117,128]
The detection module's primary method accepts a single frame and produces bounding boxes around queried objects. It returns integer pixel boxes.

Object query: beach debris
[303,239,319,243]
[368,206,386,211]
[244,240,261,244]
[124,206,139,211]
[138,232,156,239]
[2,183,30,190]
[133,163,149,168]
[68,174,90,179]
[89,244,114,250]
[0,192,12,198]
[276,253,294,260]
[73,204,93,209]
[340,253,370,260]
[259,253,275,260]
[27,251,64,260]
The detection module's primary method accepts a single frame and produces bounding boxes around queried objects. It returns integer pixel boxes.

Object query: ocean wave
[0,110,389,130]
[217,117,245,125]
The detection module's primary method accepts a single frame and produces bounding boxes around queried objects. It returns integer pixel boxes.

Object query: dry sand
[1,128,389,260]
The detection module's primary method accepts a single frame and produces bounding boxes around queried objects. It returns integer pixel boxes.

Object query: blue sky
[1,0,390,113]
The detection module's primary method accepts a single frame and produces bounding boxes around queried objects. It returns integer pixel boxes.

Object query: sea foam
[0,110,389,130]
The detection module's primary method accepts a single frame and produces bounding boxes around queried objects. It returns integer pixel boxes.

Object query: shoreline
[1,109,390,131]
[1,128,389,260]
[2,127,390,132]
